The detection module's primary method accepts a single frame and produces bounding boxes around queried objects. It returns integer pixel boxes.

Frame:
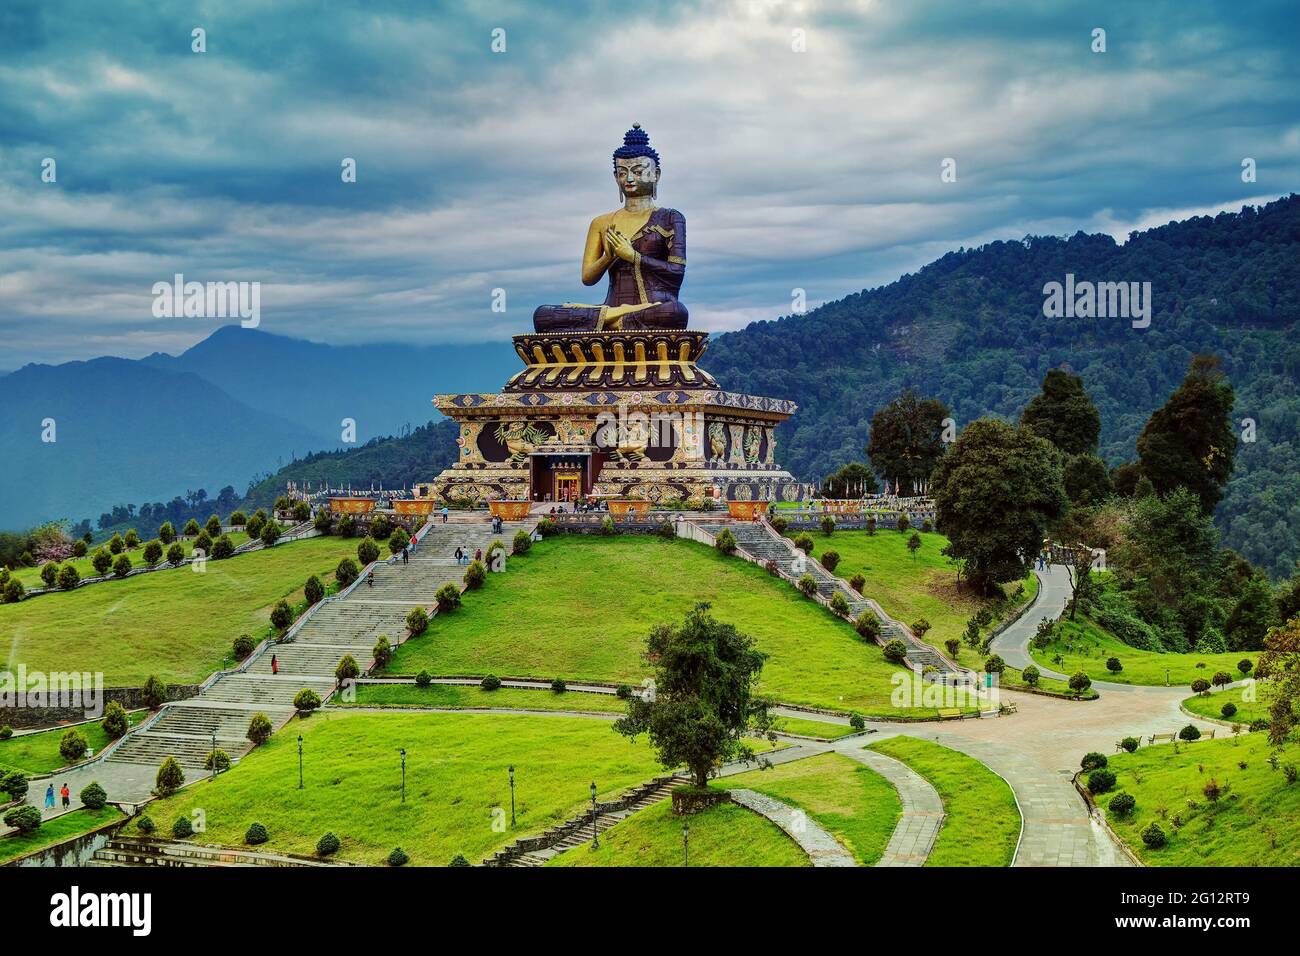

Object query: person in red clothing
[271,653,278,675]
[60,783,70,808]
[474,548,482,563]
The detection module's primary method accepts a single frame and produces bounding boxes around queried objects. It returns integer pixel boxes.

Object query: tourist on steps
[402,546,409,565]
[367,569,374,587]
[442,507,449,523]
[271,654,278,675]
[455,546,464,565]
[474,548,482,563]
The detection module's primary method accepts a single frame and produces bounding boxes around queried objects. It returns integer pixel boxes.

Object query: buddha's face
[614,156,659,197]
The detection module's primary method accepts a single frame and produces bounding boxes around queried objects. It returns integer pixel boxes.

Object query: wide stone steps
[90,837,339,868]
[247,644,368,676]
[199,675,334,707]
[108,732,245,769]
[147,704,265,739]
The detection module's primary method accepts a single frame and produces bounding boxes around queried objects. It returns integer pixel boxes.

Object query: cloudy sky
[2,0,1297,366]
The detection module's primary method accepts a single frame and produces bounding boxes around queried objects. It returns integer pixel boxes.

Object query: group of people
[44,782,71,811]
[454,546,483,566]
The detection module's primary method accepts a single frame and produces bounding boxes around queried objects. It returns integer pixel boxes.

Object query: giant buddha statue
[533,124,689,333]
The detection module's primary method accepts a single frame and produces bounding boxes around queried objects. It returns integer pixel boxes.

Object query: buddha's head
[613,123,660,199]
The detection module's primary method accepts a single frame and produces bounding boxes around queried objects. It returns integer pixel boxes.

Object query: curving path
[841,748,943,866]
[728,789,856,867]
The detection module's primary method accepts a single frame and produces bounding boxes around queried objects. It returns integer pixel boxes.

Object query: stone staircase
[96,517,530,785]
[696,520,960,677]
[90,837,346,867]
[487,773,690,867]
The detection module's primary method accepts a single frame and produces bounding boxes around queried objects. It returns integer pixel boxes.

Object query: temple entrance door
[554,471,581,503]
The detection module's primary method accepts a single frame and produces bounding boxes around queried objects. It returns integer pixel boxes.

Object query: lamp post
[590,781,599,850]
[211,732,217,779]
[682,819,689,867]
[400,748,407,803]
[508,765,516,828]
[297,734,303,789]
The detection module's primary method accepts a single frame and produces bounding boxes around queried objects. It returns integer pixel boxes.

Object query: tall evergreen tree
[866,389,950,495]
[1020,368,1101,455]
[822,462,879,498]
[1136,354,1236,514]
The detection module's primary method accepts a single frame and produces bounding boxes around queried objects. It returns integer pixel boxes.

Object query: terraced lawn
[0,710,146,774]
[11,533,252,589]
[547,798,808,867]
[770,715,862,739]
[342,682,626,713]
[1104,734,1300,866]
[0,806,125,865]
[0,536,358,687]
[1180,682,1278,727]
[1030,616,1256,688]
[387,535,952,719]
[723,752,900,864]
[133,711,669,866]
[866,736,1020,866]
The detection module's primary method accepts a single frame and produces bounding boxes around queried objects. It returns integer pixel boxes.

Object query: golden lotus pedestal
[328,497,377,514]
[488,500,532,521]
[726,500,769,521]
[393,500,435,516]
[608,499,653,519]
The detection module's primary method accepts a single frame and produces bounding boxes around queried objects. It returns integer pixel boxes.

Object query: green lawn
[0,806,125,865]
[343,682,626,713]
[0,711,146,774]
[1104,733,1300,865]
[770,715,862,739]
[547,797,808,867]
[723,752,900,864]
[387,535,954,719]
[1180,682,1277,726]
[1030,616,1257,689]
[14,533,253,589]
[133,710,671,866]
[0,536,357,687]
[802,529,1036,659]
[866,736,1020,866]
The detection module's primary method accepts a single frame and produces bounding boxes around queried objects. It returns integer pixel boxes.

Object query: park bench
[938,708,962,720]
[1147,732,1175,745]
[1000,700,1018,714]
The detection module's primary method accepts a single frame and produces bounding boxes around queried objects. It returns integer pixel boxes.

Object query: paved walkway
[989,565,1071,677]
[841,747,944,866]
[728,788,856,867]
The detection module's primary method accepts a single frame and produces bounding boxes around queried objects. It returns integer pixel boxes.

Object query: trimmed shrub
[770,516,788,533]
[407,606,429,636]
[158,521,176,544]
[227,512,247,529]
[210,534,235,559]
[336,557,360,587]
[820,550,840,572]
[551,678,567,694]
[79,781,107,810]
[1178,724,1201,741]
[714,528,737,555]
[156,756,185,795]
[182,519,201,537]
[856,613,882,642]
[293,501,311,522]
[260,522,281,547]
[293,688,322,713]
[370,514,391,540]
[314,511,333,534]
[1,770,28,801]
[820,514,835,535]
[270,599,294,631]
[415,670,432,688]
[101,701,129,739]
[896,514,910,533]
[57,563,81,590]
[142,540,163,565]
[233,633,256,659]
[3,579,24,603]
[166,542,184,565]
[3,805,42,834]
[143,675,168,709]
[829,591,850,616]
[91,549,112,575]
[72,540,88,557]
[615,684,633,700]
[1081,752,1108,772]
[1221,702,1238,719]
[59,729,88,763]
[245,822,269,845]
[1069,671,1092,697]
[372,635,393,668]
[464,560,486,589]
[793,533,814,555]
[204,748,232,773]
[449,854,471,867]
[194,531,212,554]
[335,655,360,682]
[335,515,354,538]
[849,713,866,731]
[1211,671,1233,689]
[1021,665,1040,686]
[136,814,156,835]
[247,712,273,745]
[205,515,222,537]
[1106,657,1123,673]
[389,527,410,555]
[656,520,676,540]
[172,816,194,839]
[112,553,132,577]
[1108,792,1135,817]
[536,517,559,537]
[983,654,1006,675]
[1086,768,1116,794]
[911,618,931,638]
[481,674,502,691]
[436,582,461,611]
[1141,823,1167,849]
[849,573,866,593]
[299,574,324,607]
[1237,659,1253,677]
[598,516,618,536]
[513,530,533,555]
[40,562,58,587]
[797,574,817,597]
[883,639,908,664]
[1190,678,1210,695]
[387,846,409,867]
[1120,736,1139,753]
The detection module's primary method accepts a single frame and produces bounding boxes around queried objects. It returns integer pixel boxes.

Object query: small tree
[849,573,866,593]
[1190,678,1211,696]
[211,534,235,559]
[142,540,163,565]
[3,805,41,834]
[91,549,112,575]
[293,688,322,713]
[945,637,961,658]
[304,574,325,605]
[158,521,176,544]
[155,756,185,795]
[142,674,168,709]
[793,533,814,555]
[247,712,273,745]
[166,542,184,565]
[464,560,486,589]
[896,514,911,533]
[614,603,774,789]
[1022,664,1040,686]
[80,781,108,809]
[204,749,232,773]
[372,635,393,668]
[907,532,922,557]
[112,553,132,578]
[1106,657,1123,673]
[1211,671,1232,690]
[911,618,931,639]
[336,557,360,587]
[820,514,835,536]
[512,530,532,555]
[228,511,247,529]
[856,613,882,643]
[72,539,88,558]
[59,729,88,763]
[1068,671,1092,698]
[389,527,410,555]
[101,700,129,739]
[983,654,1006,675]
[40,562,58,587]
[194,531,212,554]
[797,574,817,597]
[714,528,737,555]
[57,564,81,590]
[183,519,201,537]
[205,515,222,537]
[293,501,311,522]
[260,522,281,547]
[124,529,141,549]
[270,599,294,631]
[335,655,360,682]
[829,591,850,616]
[1237,659,1253,677]
[406,606,429,636]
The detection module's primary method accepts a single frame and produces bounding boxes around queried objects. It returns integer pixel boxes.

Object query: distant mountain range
[1,329,514,530]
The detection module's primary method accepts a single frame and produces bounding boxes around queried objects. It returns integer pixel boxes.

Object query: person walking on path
[410,534,418,554]
[442,507,449,524]
[455,546,464,565]
[60,783,70,808]
[402,546,409,565]
[474,547,482,563]
[271,654,278,675]
[44,784,55,810]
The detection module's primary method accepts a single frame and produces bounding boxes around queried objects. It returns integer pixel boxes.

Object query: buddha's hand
[604,227,636,263]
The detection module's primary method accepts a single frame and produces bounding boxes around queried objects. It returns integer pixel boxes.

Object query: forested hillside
[707,195,1300,577]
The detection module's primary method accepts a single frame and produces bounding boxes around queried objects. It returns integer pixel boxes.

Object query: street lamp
[297,734,303,789]
[211,731,217,779]
[400,748,407,803]
[508,765,516,828]
[682,819,689,867]
[590,781,599,850]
